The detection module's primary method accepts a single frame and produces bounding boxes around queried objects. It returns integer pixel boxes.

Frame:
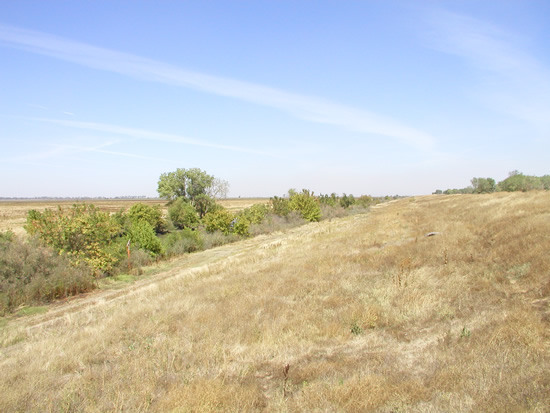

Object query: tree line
[434,171,550,195]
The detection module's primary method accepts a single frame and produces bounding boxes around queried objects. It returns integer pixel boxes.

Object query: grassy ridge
[1,192,549,411]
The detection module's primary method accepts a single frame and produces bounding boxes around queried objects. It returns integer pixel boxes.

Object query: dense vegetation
[434,171,550,194]
[0,168,386,314]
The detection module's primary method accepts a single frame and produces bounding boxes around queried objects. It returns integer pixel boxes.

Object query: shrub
[289,189,321,222]
[243,204,269,224]
[127,203,167,233]
[340,193,356,209]
[203,209,235,235]
[169,198,200,230]
[25,204,122,276]
[319,193,339,207]
[0,232,95,314]
[232,216,251,237]
[162,228,203,256]
[271,196,291,217]
[128,221,164,257]
[249,212,306,236]
[232,204,270,237]
[200,230,240,249]
[320,205,348,220]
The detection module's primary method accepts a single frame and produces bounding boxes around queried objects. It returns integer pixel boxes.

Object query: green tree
[157,168,215,202]
[168,198,200,230]
[471,177,496,194]
[498,171,540,192]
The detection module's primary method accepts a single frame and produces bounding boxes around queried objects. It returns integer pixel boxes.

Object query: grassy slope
[1,192,549,412]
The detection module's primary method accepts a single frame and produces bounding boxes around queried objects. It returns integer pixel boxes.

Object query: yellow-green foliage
[25,204,121,275]
[289,189,321,222]
[203,208,235,235]
[127,202,167,233]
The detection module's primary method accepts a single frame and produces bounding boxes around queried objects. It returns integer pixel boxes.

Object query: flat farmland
[0,198,268,236]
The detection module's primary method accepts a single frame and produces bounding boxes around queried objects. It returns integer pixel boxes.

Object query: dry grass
[1,192,549,412]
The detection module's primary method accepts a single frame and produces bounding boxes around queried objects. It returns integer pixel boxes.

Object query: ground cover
[0,192,549,411]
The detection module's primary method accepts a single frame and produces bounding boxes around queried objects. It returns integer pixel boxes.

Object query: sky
[1,1,549,198]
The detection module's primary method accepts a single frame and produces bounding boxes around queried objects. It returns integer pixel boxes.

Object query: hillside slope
[1,192,549,412]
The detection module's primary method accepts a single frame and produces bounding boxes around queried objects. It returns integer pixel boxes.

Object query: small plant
[350,321,363,335]
[460,326,471,338]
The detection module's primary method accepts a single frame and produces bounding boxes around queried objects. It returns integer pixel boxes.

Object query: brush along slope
[1,192,549,412]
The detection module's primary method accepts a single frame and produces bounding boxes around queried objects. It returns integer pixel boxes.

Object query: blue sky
[1,1,549,198]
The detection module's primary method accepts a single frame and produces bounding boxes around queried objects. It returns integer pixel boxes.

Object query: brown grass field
[0,198,267,236]
[1,192,549,412]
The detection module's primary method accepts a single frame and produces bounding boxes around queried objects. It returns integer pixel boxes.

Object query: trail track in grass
[4,219,318,333]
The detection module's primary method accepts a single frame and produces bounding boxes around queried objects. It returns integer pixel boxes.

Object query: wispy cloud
[0,24,436,149]
[0,140,115,164]
[56,142,174,163]
[32,117,271,155]
[426,10,550,131]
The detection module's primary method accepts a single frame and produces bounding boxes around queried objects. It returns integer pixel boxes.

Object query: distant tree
[339,193,356,209]
[158,168,223,217]
[207,178,230,199]
[471,177,496,194]
[499,172,544,192]
[319,193,339,207]
[157,168,215,203]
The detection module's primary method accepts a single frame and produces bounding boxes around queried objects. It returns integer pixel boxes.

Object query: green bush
[289,189,321,222]
[25,204,122,276]
[232,204,270,237]
[271,196,291,217]
[203,209,235,235]
[127,203,167,233]
[232,216,251,237]
[319,193,339,207]
[243,204,269,224]
[339,193,356,209]
[162,228,203,256]
[128,221,164,257]
[0,232,95,314]
[169,198,201,230]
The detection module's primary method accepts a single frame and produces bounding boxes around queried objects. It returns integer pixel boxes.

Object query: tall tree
[157,168,215,203]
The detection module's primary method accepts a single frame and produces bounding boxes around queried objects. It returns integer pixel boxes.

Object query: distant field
[1,191,549,411]
[0,198,268,235]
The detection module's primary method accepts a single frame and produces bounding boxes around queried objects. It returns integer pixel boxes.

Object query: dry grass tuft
[1,192,549,411]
